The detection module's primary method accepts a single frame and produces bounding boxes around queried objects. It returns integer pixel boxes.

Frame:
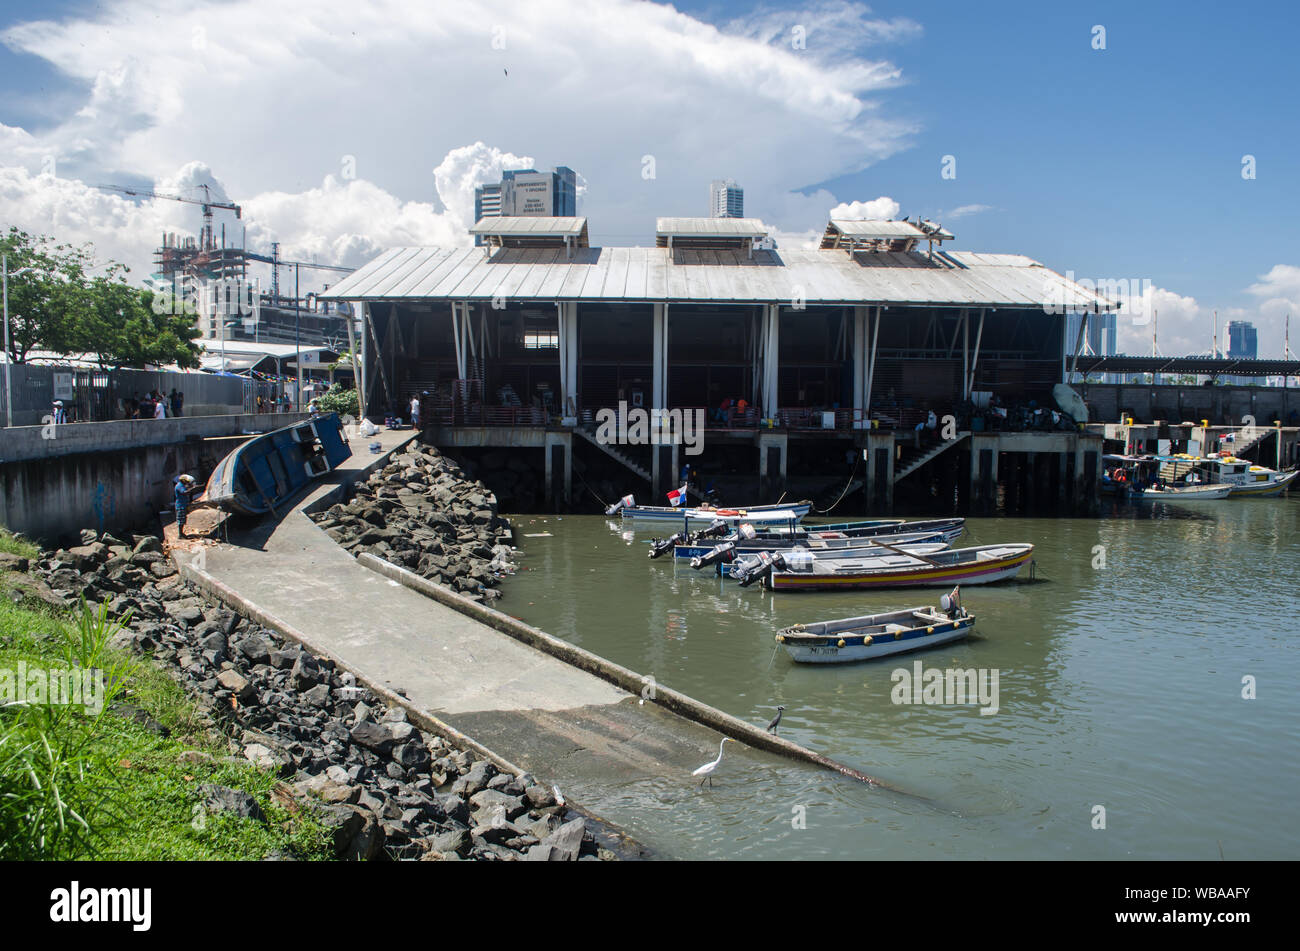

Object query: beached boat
[202,413,351,515]
[614,499,812,526]
[776,589,974,663]
[762,543,1034,591]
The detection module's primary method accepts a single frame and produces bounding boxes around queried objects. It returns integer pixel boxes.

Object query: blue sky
[1,0,1298,355]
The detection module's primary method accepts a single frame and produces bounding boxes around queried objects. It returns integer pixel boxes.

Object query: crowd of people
[120,389,184,420]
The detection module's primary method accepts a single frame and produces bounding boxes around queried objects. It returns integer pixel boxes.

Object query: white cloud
[828,196,900,219]
[0,0,922,276]
[944,203,991,219]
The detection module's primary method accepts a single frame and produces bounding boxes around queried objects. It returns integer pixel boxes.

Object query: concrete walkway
[190,427,803,853]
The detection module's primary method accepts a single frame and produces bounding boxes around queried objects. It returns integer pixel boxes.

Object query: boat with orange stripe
[763,543,1034,591]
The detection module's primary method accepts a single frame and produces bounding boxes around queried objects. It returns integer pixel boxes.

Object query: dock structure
[319,215,1122,513]
[180,429,912,855]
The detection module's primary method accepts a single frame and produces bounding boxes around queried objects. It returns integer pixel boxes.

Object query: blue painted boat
[202,413,352,515]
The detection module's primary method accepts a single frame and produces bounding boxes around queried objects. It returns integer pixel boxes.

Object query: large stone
[238,633,273,666]
[350,720,402,755]
[198,784,265,823]
[320,804,386,861]
[527,817,586,862]
[469,789,528,821]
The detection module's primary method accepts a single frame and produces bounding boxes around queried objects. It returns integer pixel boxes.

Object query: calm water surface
[501,499,1300,860]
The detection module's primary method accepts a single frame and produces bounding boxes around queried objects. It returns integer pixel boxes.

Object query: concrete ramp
[184,429,896,854]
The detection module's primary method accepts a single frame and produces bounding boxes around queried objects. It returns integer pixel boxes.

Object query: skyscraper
[1227,320,1258,359]
[709,179,744,218]
[473,166,578,244]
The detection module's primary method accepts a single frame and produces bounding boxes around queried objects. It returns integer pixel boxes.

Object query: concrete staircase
[894,431,971,484]
[1220,424,1272,457]
[574,425,652,484]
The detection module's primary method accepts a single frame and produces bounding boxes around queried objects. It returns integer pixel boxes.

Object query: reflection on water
[503,500,1300,859]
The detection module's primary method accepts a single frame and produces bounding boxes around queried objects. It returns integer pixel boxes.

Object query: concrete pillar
[761,303,780,421]
[863,430,894,512]
[757,431,788,500]
[969,434,998,515]
[652,303,667,413]
[544,432,572,508]
[1058,447,1069,510]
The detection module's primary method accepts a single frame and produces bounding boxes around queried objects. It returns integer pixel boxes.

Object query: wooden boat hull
[777,608,975,663]
[1226,469,1297,497]
[767,544,1033,591]
[202,413,351,515]
[673,517,964,559]
[1139,485,1231,501]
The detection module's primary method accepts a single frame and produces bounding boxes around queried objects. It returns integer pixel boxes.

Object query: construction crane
[93,182,241,251]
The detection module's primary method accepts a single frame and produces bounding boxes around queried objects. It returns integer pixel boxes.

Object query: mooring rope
[814,454,861,514]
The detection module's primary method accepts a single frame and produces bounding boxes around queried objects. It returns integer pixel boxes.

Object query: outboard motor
[737,550,782,587]
[690,541,735,570]
[697,519,729,540]
[648,531,685,559]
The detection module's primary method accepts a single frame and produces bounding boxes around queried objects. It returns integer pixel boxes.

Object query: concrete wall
[1079,383,1298,426]
[0,412,308,544]
[1,412,306,463]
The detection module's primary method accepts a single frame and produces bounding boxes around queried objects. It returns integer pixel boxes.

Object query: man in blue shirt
[174,474,198,537]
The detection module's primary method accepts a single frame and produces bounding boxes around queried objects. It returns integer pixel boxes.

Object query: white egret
[692,737,734,787]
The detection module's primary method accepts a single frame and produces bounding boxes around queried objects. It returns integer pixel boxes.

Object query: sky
[1,0,1298,356]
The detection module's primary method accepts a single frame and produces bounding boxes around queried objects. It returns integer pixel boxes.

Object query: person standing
[170,389,182,417]
[174,474,198,537]
[51,400,67,425]
[154,395,167,419]
[409,393,421,429]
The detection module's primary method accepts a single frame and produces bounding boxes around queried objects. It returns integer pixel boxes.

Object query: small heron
[766,705,785,734]
[692,737,734,787]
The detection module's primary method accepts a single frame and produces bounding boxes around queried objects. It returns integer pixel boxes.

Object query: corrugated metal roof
[469,216,588,236]
[319,245,1117,310]
[828,219,927,240]
[655,217,769,237]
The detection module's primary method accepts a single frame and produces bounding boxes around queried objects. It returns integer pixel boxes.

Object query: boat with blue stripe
[202,413,352,516]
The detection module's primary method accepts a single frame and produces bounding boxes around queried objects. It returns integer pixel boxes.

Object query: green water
[501,499,1300,860]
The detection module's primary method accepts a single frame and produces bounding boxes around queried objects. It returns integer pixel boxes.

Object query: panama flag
[667,484,688,506]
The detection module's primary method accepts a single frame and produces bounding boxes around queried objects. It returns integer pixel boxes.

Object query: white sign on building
[53,372,74,401]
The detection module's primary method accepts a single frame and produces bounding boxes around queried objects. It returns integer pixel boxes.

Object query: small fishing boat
[763,543,1034,590]
[727,540,951,583]
[612,498,813,526]
[202,413,351,515]
[776,588,974,663]
[693,529,950,571]
[666,516,965,559]
[1137,483,1231,502]
[1153,453,1297,498]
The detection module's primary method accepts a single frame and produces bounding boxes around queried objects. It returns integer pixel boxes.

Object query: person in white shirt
[409,395,421,429]
[154,398,167,419]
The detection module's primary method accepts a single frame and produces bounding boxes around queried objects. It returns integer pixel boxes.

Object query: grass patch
[0,590,334,860]
[0,528,39,560]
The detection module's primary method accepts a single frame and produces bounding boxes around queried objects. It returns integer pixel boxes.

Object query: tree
[0,227,93,363]
[76,269,202,370]
[0,227,202,369]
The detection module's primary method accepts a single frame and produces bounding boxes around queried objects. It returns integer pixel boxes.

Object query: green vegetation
[317,382,359,418]
[1,227,202,370]
[0,529,39,560]
[0,579,333,860]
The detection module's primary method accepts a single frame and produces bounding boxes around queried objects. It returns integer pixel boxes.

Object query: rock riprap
[18,532,610,862]
[310,445,518,602]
